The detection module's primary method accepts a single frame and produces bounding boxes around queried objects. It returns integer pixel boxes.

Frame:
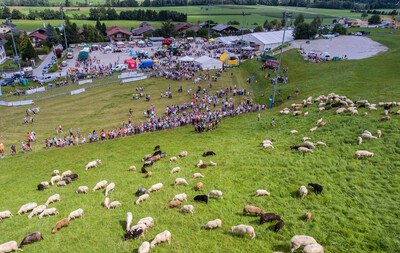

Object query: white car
[36,74,57,83]
[112,64,127,72]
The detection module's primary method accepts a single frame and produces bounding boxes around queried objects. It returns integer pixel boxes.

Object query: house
[0,21,16,34]
[29,28,48,47]
[0,37,7,64]
[184,24,202,33]
[131,23,155,37]
[211,24,239,35]
[106,26,132,42]
[174,23,193,33]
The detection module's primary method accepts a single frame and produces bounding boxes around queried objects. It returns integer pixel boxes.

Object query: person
[23,115,27,124]
[257,112,261,121]
[0,142,4,158]
[129,108,133,115]
[11,145,16,155]
[270,118,276,128]
[295,87,300,96]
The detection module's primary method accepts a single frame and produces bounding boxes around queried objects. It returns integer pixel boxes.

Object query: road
[33,51,56,77]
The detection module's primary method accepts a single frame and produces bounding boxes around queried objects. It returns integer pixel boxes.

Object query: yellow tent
[227,56,239,66]
[220,53,229,63]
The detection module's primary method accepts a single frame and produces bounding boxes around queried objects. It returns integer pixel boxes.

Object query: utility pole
[60,3,68,49]
[5,17,20,70]
[207,4,211,41]
[241,11,245,56]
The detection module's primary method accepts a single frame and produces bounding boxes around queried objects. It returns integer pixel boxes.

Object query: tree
[64,18,79,44]
[158,20,176,37]
[106,7,118,20]
[95,20,102,31]
[332,24,346,35]
[101,23,107,36]
[45,24,59,47]
[294,13,304,26]
[1,6,11,19]
[254,26,263,32]
[361,11,368,20]
[185,30,196,38]
[196,27,208,38]
[11,9,23,19]
[294,22,310,39]
[65,0,71,7]
[19,34,37,60]
[368,14,381,24]
[309,16,321,37]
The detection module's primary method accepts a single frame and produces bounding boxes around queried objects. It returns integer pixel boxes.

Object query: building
[211,24,239,35]
[29,28,48,47]
[0,22,16,34]
[0,37,7,64]
[242,30,294,51]
[174,23,193,34]
[106,26,132,42]
[131,23,155,37]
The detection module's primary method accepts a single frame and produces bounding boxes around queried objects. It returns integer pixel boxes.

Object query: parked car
[111,64,127,72]
[0,78,15,86]
[36,74,57,84]
[76,72,86,79]
[11,73,23,80]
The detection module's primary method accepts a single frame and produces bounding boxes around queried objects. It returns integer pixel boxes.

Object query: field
[0,28,400,253]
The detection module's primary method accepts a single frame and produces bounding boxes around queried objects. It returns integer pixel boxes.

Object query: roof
[175,23,192,32]
[212,24,238,32]
[242,30,294,46]
[195,56,223,69]
[106,26,132,36]
[185,24,202,33]
[131,25,155,36]
[29,32,48,41]
[148,37,164,42]
[215,35,240,44]
[1,22,16,28]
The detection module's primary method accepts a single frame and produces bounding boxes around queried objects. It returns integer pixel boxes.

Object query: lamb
[309,126,318,132]
[180,205,194,214]
[108,201,121,209]
[170,167,181,174]
[299,186,308,200]
[167,199,182,208]
[93,180,108,191]
[128,165,136,171]
[355,150,374,159]
[76,186,89,194]
[304,212,312,222]
[315,141,327,147]
[290,130,298,134]
[69,173,78,181]
[260,212,281,224]
[194,195,208,204]
[255,189,270,197]
[50,175,62,185]
[52,170,60,176]
[173,193,187,202]
[308,183,323,194]
[28,205,47,219]
[361,132,377,140]
[169,156,178,162]
[150,230,172,248]
[202,151,216,157]
[243,205,263,216]
[298,147,313,153]
[303,243,324,253]
[38,207,58,218]
[376,129,382,138]
[57,180,67,187]
[85,159,102,170]
[61,170,73,178]
[138,241,150,253]
[105,182,115,196]
[37,181,49,191]
[0,210,12,221]
[51,218,70,234]
[174,178,189,186]
[290,235,318,252]
[204,219,222,229]
[68,208,84,220]
[209,161,217,166]
[195,182,204,191]
[124,226,145,240]
[19,231,43,249]
[0,241,22,252]
[45,194,61,206]
[192,173,204,179]
[148,183,163,192]
[17,202,38,215]
[179,151,188,157]
[136,194,150,205]
[274,219,284,232]
[357,136,363,145]
[231,224,256,239]
[209,190,223,199]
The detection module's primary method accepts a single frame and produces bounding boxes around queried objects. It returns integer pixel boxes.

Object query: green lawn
[0,29,399,253]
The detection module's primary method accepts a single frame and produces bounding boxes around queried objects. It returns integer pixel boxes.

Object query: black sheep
[274,219,284,232]
[20,231,43,248]
[202,151,216,157]
[152,150,162,156]
[194,195,208,204]
[141,166,148,174]
[154,145,160,151]
[64,177,72,184]
[69,173,79,181]
[124,228,143,240]
[290,145,302,150]
[136,188,147,196]
[37,184,45,191]
[260,213,281,224]
[308,183,323,194]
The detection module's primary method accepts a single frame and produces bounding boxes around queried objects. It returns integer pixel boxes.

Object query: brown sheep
[149,155,161,163]
[304,212,312,222]
[145,171,153,178]
[166,199,182,208]
[194,182,204,191]
[52,218,70,234]
[243,205,263,216]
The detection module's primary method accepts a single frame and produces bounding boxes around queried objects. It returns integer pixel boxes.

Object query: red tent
[124,58,137,69]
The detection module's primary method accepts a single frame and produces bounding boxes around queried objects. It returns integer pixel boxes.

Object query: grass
[0,59,18,72]
[0,28,399,252]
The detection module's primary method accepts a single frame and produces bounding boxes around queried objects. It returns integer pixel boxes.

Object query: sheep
[170,167,181,174]
[192,173,204,179]
[299,186,308,200]
[0,210,13,221]
[336,108,347,114]
[19,231,43,249]
[128,165,136,171]
[52,170,60,176]
[69,173,78,181]
[0,241,22,252]
[148,183,163,192]
[169,156,178,162]
[105,182,115,196]
[304,112,309,116]
[195,182,204,191]
[180,205,194,214]
[142,154,152,161]
[315,141,327,147]
[303,243,324,253]
[361,132,377,140]
[108,201,121,209]
[274,219,284,232]
[280,108,290,115]
[292,111,303,116]
[50,175,62,185]
[45,194,61,206]
[309,127,318,132]
[203,151,216,157]
[194,195,208,204]
[68,208,84,220]
[28,205,47,219]
[290,130,298,134]
[243,205,263,216]
[37,181,49,191]
[137,217,155,228]
[136,188,147,196]
[145,171,153,178]
[254,189,270,197]
[204,219,222,229]
[38,207,58,218]
[298,147,313,153]
[57,180,67,187]
[376,129,382,138]
[167,199,182,208]
[318,107,325,112]
[384,109,389,116]
[316,118,323,125]
[209,190,223,199]
[61,170,73,178]
[150,230,172,248]
[381,115,391,121]
[77,186,89,194]
[17,202,37,215]
[301,137,311,142]
[304,212,312,222]
[136,194,150,205]
[196,160,204,168]
[396,109,400,115]
[260,212,281,224]
[209,161,217,166]
[262,142,274,149]
[355,150,374,159]
[93,180,108,191]
[174,178,189,186]
[302,141,315,150]
[85,159,102,170]
[138,241,150,253]
[231,224,256,239]
[124,226,145,240]
[179,151,188,158]
[51,218,70,234]
[64,177,72,184]
[126,212,133,232]
[290,235,318,253]
[357,136,363,145]
[308,183,323,194]
[173,193,187,202]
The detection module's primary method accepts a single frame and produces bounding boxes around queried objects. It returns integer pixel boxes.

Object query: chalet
[211,24,239,35]
[174,23,192,33]
[0,21,16,34]
[106,26,132,42]
[29,28,48,47]
[131,22,155,37]
[184,24,202,33]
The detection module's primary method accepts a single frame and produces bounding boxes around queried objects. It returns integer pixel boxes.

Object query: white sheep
[45,194,61,206]
[50,175,62,185]
[262,142,274,149]
[316,118,323,125]
[209,190,223,199]
[130,223,148,235]
[138,241,150,253]
[0,241,21,253]
[105,182,115,196]
[85,159,102,170]
[302,137,311,142]
[303,141,315,150]
[108,201,121,209]
[299,186,308,200]
[192,173,204,179]
[93,180,108,191]
[57,180,67,187]
[28,205,47,219]
[318,107,325,112]
[255,189,270,197]
[173,193,187,202]
[126,212,133,231]
[290,235,318,252]
[355,150,374,159]
[169,156,178,162]
[309,126,318,132]
[315,141,327,147]
[298,147,313,153]
[204,219,222,229]
[170,167,181,174]
[196,160,204,168]
[68,208,84,220]
[336,108,347,114]
[61,170,73,178]
[52,169,60,176]
[361,132,377,140]
[148,183,163,192]
[137,217,154,228]
[357,136,363,145]
[39,207,58,219]
[231,224,256,239]
[76,186,89,194]
[179,151,188,157]
[136,194,150,205]
[290,130,298,134]
[150,230,172,248]
[174,178,189,186]
[103,197,110,208]
[0,210,13,221]
[303,243,324,253]
[209,161,217,166]
[39,181,49,189]
[17,202,37,215]
[129,165,136,171]
[180,205,194,214]
[304,112,309,116]
[376,129,382,138]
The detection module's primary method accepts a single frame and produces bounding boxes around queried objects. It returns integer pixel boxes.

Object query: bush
[35,46,51,55]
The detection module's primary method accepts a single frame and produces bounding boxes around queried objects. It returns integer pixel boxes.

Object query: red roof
[29,32,48,41]
[106,26,132,36]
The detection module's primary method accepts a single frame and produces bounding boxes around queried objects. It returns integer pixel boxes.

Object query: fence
[121,76,147,83]
[25,87,46,95]
[70,88,85,95]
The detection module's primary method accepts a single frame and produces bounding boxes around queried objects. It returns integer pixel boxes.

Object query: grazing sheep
[260,213,281,224]
[0,211,13,221]
[150,230,172,248]
[304,212,312,222]
[315,141,327,147]
[57,180,67,187]
[381,115,391,121]
[396,109,400,115]
[361,132,377,140]
[293,111,303,116]
[136,194,150,205]
[52,170,60,176]
[179,151,188,158]
[302,141,315,150]
[169,156,178,162]
[37,181,49,191]
[355,150,374,159]
[308,183,323,194]
[170,167,181,174]
[38,208,58,219]
[64,177,72,184]
[167,199,182,208]
[102,197,110,208]
[316,118,323,125]
[148,183,163,192]
[69,173,78,181]
[105,182,115,196]
[376,129,382,138]
[128,165,136,171]
[51,218,70,234]
[280,108,290,115]
[145,171,153,178]
[194,195,208,204]
[124,227,145,240]
[68,208,84,220]
[108,201,121,209]
[196,160,204,168]
[298,147,313,153]
[195,182,204,191]
[138,241,150,253]
[28,205,47,219]
[262,142,274,149]
[143,154,152,161]
[318,107,325,112]
[0,241,21,252]
[290,235,318,253]
[76,186,89,194]
[126,212,133,232]
[19,232,43,249]
[203,151,216,157]
[357,136,363,145]
[274,219,284,232]
[93,180,108,191]
[290,130,298,134]
[173,193,187,202]
[61,170,73,178]
[255,189,270,197]
[50,175,62,185]
[17,202,38,215]
[137,217,155,228]
[180,205,194,214]
[303,243,324,253]
[192,173,204,179]
[231,225,256,239]
[309,127,318,132]
[136,188,147,196]
[243,205,263,216]
[209,190,223,199]
[336,108,347,114]
[174,178,189,186]
[204,219,222,229]
[299,186,308,200]
[45,194,61,206]
[85,159,102,170]
[304,112,309,116]
[209,161,217,166]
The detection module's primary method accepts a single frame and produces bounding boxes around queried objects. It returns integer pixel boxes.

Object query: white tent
[215,36,240,45]
[194,56,223,70]
[179,56,195,62]
[242,30,294,51]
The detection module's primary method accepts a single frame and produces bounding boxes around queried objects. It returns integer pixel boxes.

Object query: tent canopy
[195,56,223,69]
[179,56,195,62]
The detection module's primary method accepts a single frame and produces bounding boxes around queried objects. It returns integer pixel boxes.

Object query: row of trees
[293,14,346,39]
[0,7,63,20]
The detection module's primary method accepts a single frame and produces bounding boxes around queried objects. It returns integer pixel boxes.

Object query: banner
[78,79,92,85]
[0,100,33,106]
[71,88,85,95]
[121,76,147,83]
[117,72,142,79]
[25,87,45,95]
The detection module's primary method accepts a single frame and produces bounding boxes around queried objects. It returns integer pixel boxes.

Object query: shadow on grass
[272,242,289,253]
[119,220,126,232]
[290,190,300,199]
